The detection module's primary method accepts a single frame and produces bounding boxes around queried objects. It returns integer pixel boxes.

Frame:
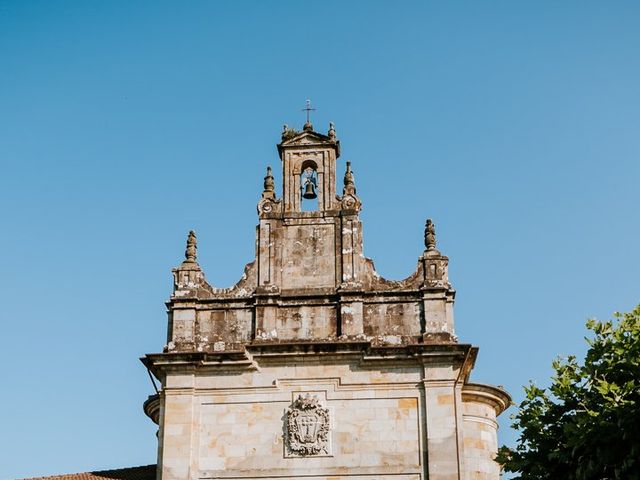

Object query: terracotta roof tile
[19,465,156,480]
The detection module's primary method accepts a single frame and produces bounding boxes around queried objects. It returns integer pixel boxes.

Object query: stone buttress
[142,121,510,480]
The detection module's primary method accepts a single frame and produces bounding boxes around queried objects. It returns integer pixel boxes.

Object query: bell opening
[300,164,319,211]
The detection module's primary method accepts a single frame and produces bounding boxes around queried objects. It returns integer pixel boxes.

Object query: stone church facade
[140,120,510,480]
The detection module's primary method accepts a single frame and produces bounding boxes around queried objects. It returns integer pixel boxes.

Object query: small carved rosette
[285,394,330,457]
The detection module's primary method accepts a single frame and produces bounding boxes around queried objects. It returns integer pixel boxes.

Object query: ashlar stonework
[142,119,510,480]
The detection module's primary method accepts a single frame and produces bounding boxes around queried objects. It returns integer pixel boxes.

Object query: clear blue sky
[1,1,639,478]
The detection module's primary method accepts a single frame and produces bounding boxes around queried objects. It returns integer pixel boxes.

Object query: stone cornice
[462,382,512,416]
[142,394,160,425]
[142,341,477,378]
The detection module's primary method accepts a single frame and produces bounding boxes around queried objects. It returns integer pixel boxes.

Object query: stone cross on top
[302,99,316,131]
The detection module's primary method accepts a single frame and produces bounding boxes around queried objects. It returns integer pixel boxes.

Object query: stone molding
[462,382,512,415]
[142,393,160,425]
[143,342,477,379]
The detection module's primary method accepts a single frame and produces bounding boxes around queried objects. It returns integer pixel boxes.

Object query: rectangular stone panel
[197,396,421,477]
[281,224,336,289]
[364,302,422,337]
[197,308,253,344]
[274,305,337,339]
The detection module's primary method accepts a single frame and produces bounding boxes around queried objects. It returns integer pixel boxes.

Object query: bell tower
[278,120,340,214]
[256,119,363,304]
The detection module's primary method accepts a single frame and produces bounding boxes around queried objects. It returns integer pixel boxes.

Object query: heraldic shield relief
[285,393,331,457]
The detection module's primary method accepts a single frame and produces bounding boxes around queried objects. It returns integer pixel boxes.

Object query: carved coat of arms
[285,393,330,456]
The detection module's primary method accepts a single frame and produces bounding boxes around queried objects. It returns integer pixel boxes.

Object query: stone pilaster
[159,372,196,480]
[422,378,461,479]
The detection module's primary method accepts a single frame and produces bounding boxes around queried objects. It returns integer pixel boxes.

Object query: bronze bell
[303,180,317,199]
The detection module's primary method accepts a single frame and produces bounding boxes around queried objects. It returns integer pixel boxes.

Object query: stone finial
[424,219,437,252]
[262,166,276,199]
[184,230,197,263]
[328,122,336,140]
[282,124,299,141]
[303,121,313,132]
[343,161,356,194]
[173,229,204,291]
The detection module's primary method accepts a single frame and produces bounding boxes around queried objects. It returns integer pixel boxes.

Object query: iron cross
[302,99,316,123]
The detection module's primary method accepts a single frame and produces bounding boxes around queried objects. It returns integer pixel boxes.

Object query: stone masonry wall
[159,359,427,480]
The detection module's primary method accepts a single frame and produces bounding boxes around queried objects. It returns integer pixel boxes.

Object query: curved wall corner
[461,383,511,479]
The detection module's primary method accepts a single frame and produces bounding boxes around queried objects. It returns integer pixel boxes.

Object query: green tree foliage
[497,305,640,479]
